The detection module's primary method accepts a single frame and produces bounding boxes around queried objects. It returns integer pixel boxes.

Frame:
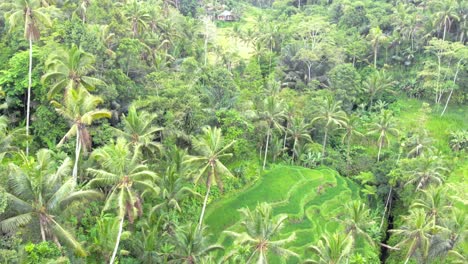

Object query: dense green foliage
[0,0,466,263]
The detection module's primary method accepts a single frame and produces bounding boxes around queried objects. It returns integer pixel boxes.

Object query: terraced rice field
[204,166,362,262]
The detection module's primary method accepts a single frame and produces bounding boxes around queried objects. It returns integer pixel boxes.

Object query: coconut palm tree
[224,203,298,263]
[404,155,449,191]
[363,71,395,109]
[431,0,460,41]
[287,116,312,161]
[311,97,347,161]
[42,45,105,98]
[0,116,26,162]
[340,115,363,170]
[411,186,449,225]
[305,232,353,264]
[0,149,102,256]
[257,96,285,169]
[339,201,375,247]
[390,209,437,264]
[367,27,388,68]
[87,137,159,264]
[367,110,399,162]
[2,0,51,156]
[184,126,234,230]
[51,88,111,182]
[113,105,163,157]
[122,0,150,38]
[170,224,223,263]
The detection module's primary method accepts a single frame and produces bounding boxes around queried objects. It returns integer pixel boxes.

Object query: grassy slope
[204,166,367,262]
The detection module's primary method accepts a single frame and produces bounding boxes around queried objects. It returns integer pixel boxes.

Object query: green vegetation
[0,0,466,263]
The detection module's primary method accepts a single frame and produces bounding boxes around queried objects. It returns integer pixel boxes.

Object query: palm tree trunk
[321,127,328,162]
[26,38,33,156]
[346,136,351,171]
[73,132,81,182]
[198,181,212,230]
[377,140,382,162]
[380,187,392,230]
[292,138,297,162]
[441,60,461,116]
[39,215,46,242]
[109,215,125,264]
[374,43,378,68]
[263,127,271,170]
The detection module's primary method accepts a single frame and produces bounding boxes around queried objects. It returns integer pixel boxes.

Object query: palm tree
[87,137,159,264]
[224,203,298,263]
[184,126,234,230]
[404,156,449,191]
[151,166,201,214]
[0,116,26,162]
[122,0,150,38]
[2,0,51,156]
[170,224,223,263]
[390,209,437,264]
[367,110,399,162]
[431,0,460,41]
[411,186,449,225]
[287,116,312,161]
[311,97,347,161]
[113,105,163,157]
[363,71,395,109]
[305,232,353,264]
[42,45,105,98]
[367,27,388,68]
[52,88,111,182]
[340,115,363,170]
[258,96,285,169]
[0,149,102,256]
[339,201,375,247]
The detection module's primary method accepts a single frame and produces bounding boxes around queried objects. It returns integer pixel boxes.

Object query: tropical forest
[0,0,466,263]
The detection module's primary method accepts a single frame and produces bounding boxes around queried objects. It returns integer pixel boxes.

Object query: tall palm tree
[340,115,363,170]
[184,126,234,230]
[367,27,388,68]
[2,0,51,156]
[431,0,460,41]
[287,116,312,161]
[0,149,102,256]
[305,232,353,264]
[170,224,223,263]
[367,110,399,162]
[363,71,395,109]
[87,137,159,264]
[311,97,347,161]
[52,88,111,182]
[113,105,163,157]
[258,96,285,169]
[42,45,105,98]
[390,209,437,264]
[225,203,298,263]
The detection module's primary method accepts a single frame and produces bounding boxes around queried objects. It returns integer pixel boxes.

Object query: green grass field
[204,166,365,262]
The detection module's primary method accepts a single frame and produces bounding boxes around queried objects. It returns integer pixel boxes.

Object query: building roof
[218,10,233,17]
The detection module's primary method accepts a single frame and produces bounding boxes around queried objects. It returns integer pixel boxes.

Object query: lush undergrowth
[205,166,374,262]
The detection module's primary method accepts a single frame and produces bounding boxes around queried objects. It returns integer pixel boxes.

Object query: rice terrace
[205,166,376,262]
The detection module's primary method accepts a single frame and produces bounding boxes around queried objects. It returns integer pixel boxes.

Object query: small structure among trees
[217,10,236,21]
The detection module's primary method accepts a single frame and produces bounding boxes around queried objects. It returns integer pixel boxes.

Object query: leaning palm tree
[0,149,102,256]
[170,224,223,264]
[257,96,285,169]
[2,0,51,155]
[225,203,298,263]
[404,155,449,191]
[411,186,449,225]
[52,88,111,182]
[113,105,163,157]
[184,126,234,230]
[390,209,437,264]
[367,110,399,162]
[311,97,347,161]
[305,232,353,264]
[87,138,159,264]
[42,45,105,98]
